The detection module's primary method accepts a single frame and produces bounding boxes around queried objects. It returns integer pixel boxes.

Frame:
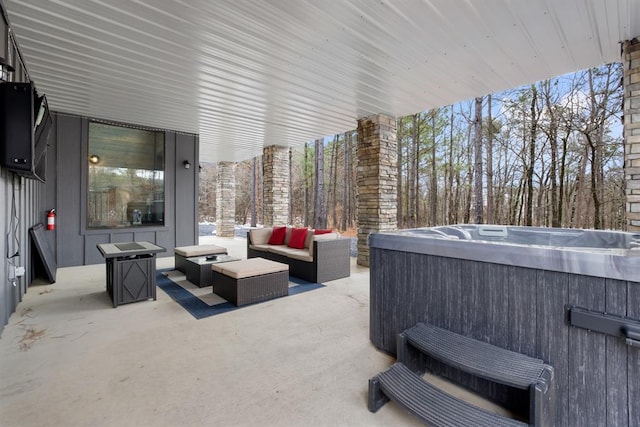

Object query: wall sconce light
[0,56,15,82]
[89,154,100,164]
[183,160,191,169]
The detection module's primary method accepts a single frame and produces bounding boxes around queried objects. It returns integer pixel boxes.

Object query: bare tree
[341,132,349,231]
[304,142,310,226]
[525,85,538,226]
[251,157,257,227]
[486,95,494,223]
[429,109,438,225]
[473,96,484,224]
[313,138,326,228]
[397,118,405,226]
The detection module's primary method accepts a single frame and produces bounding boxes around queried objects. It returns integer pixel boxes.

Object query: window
[87,122,165,228]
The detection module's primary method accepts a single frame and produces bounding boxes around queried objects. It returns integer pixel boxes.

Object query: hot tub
[369,225,640,426]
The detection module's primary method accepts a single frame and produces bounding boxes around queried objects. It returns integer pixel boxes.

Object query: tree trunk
[288,148,293,225]
[543,80,560,228]
[473,96,484,224]
[525,85,538,226]
[397,118,404,227]
[448,107,456,224]
[430,110,438,225]
[486,95,494,224]
[341,132,349,231]
[408,114,419,227]
[313,138,326,229]
[569,143,589,227]
[304,142,309,226]
[558,130,569,227]
[329,135,338,228]
[464,122,473,224]
[251,157,257,227]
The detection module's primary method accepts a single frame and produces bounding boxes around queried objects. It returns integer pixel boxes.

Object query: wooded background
[199,63,625,231]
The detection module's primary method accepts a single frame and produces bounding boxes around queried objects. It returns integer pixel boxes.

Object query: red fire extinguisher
[47,209,55,230]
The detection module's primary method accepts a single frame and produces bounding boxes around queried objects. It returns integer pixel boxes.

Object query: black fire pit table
[97,241,166,307]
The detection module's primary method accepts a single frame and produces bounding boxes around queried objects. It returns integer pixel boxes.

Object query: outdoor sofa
[246,226,351,283]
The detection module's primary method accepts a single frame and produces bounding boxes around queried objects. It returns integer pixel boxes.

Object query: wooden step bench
[368,322,554,426]
[399,323,554,391]
[369,362,526,427]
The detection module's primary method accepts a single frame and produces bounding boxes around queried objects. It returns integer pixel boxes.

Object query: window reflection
[88,122,165,228]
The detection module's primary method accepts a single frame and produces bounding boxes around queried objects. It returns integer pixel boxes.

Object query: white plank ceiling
[4,0,640,163]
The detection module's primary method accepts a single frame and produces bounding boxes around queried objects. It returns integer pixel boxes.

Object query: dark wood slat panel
[508,265,537,357]
[567,275,606,427]
[605,279,629,426]
[536,270,569,426]
[56,114,84,267]
[628,282,640,426]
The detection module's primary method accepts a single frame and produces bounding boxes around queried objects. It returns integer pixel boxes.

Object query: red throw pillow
[314,229,332,235]
[268,226,287,245]
[288,228,308,249]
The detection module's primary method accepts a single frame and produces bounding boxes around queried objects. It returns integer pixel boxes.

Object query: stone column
[216,161,236,237]
[263,145,290,226]
[623,38,640,232]
[356,114,397,267]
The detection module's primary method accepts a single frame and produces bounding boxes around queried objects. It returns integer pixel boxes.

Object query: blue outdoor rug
[156,268,325,320]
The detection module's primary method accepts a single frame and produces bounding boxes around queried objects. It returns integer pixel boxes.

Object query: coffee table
[184,254,241,287]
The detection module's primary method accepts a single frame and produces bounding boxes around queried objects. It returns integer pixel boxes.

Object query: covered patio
[2,1,640,425]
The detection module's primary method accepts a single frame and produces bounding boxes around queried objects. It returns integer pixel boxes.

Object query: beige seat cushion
[211,257,289,279]
[269,246,313,262]
[249,228,272,245]
[175,244,226,257]
[249,243,273,252]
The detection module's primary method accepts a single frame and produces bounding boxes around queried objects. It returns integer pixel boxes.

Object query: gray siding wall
[0,169,44,334]
[0,112,198,335]
[50,112,198,267]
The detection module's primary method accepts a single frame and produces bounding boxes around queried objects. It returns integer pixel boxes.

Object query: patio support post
[356,114,398,267]
[263,145,290,226]
[623,37,640,232]
[216,161,236,237]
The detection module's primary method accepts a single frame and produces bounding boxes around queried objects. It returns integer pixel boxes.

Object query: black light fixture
[0,56,15,82]
[183,160,191,169]
[89,154,100,164]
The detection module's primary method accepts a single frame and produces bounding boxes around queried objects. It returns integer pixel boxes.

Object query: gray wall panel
[49,113,197,267]
[155,230,174,257]
[55,114,84,267]
[42,116,57,263]
[133,231,156,243]
[84,234,108,265]
[175,133,197,247]
[0,172,44,333]
[110,233,135,243]
[164,132,176,247]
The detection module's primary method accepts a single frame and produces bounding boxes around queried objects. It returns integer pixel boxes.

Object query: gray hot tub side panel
[368,231,640,282]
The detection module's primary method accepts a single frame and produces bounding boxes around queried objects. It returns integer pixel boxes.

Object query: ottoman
[211,258,289,306]
[174,244,227,273]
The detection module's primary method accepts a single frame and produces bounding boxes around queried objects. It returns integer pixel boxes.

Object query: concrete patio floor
[0,235,424,426]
